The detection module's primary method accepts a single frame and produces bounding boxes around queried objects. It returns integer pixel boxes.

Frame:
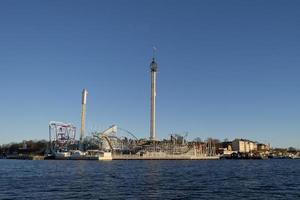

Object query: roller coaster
[48,121,76,152]
[91,125,146,153]
[90,125,198,155]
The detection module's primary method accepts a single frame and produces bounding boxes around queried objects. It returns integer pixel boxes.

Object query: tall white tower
[80,89,88,147]
[150,57,157,141]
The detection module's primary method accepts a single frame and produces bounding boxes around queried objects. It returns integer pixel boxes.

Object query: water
[0,160,299,199]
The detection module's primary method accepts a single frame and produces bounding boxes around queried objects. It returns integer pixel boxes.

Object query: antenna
[152,46,157,60]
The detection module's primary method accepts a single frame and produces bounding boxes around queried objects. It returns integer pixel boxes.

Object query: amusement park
[46,57,219,160]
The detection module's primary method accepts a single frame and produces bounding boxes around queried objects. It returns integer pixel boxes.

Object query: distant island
[1,137,299,160]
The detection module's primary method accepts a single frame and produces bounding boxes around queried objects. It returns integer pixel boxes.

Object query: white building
[232,139,257,153]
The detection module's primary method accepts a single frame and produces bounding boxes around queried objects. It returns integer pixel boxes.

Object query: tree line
[0,140,48,156]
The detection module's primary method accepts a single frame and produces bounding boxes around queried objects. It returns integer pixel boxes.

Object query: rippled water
[0,159,299,199]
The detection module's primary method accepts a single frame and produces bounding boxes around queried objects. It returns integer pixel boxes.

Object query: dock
[112,155,220,160]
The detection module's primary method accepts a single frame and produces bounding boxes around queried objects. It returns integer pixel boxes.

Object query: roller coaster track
[117,127,139,140]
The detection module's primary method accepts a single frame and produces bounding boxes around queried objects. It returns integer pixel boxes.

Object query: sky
[0,0,300,148]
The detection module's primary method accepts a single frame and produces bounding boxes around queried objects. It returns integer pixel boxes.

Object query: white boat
[70,150,86,158]
[55,151,70,158]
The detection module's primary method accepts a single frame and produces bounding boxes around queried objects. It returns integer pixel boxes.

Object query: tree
[287,147,297,153]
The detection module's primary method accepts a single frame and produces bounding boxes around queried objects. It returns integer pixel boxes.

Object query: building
[257,143,270,151]
[232,139,257,153]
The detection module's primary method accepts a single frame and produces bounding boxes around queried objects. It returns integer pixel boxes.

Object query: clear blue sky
[0,0,300,148]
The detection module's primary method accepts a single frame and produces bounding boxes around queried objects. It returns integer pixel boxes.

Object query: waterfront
[0,160,299,199]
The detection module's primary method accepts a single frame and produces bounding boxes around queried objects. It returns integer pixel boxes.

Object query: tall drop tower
[150,56,158,141]
[80,89,88,148]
